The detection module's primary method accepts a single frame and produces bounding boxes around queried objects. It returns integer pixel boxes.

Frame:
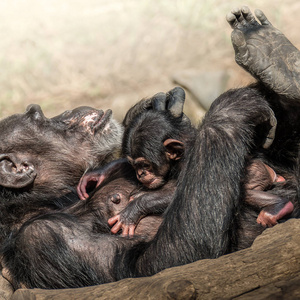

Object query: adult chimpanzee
[0,6,299,290]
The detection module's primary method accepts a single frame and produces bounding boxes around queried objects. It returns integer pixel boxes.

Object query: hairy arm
[129,87,276,277]
[108,181,176,236]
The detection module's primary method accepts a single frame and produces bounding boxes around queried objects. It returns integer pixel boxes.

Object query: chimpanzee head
[0,104,123,194]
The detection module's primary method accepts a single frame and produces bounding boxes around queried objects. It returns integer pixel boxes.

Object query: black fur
[122,110,194,170]
[0,85,300,290]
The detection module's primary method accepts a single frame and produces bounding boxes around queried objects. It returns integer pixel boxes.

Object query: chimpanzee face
[0,105,123,191]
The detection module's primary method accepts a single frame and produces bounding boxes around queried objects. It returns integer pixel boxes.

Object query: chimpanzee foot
[256,201,294,227]
[227,6,300,99]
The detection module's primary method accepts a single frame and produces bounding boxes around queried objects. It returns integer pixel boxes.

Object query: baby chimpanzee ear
[167,87,185,118]
[163,139,185,160]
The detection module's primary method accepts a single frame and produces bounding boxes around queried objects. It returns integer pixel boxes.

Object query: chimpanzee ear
[167,87,185,117]
[163,139,185,160]
[0,155,37,188]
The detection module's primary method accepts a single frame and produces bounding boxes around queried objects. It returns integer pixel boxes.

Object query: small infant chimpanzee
[77,107,192,235]
[244,159,294,227]
[77,87,194,235]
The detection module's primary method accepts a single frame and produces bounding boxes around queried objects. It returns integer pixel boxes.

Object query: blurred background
[0,0,299,122]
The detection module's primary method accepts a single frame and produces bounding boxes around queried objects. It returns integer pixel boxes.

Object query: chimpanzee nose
[137,169,144,177]
[25,104,46,121]
[110,193,121,204]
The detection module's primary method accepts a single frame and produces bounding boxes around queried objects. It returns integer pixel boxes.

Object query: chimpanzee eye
[142,163,151,170]
[135,162,150,170]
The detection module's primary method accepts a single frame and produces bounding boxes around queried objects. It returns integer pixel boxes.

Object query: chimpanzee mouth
[143,178,165,189]
[80,109,113,134]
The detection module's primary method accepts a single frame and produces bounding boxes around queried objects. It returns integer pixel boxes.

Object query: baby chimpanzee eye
[136,162,151,170]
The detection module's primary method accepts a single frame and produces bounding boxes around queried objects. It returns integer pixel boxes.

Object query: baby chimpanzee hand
[108,214,137,237]
[77,158,129,200]
[108,196,144,236]
[77,169,105,200]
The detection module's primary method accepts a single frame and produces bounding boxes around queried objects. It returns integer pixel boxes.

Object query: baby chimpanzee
[244,159,294,227]
[77,109,194,235]
[77,87,195,235]
[109,107,195,234]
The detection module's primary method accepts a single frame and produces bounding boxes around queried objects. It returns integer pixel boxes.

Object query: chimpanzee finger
[77,174,101,200]
[108,215,119,226]
[77,180,84,200]
[128,225,135,237]
[227,7,248,29]
[226,12,239,29]
[95,174,105,188]
[111,221,123,234]
[231,30,249,63]
[122,226,129,236]
[262,110,277,149]
[77,176,89,200]
[241,6,259,26]
[231,7,247,27]
[255,9,272,26]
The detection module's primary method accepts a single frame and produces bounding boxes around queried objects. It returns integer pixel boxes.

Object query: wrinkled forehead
[0,113,29,134]
[0,104,113,154]
[0,107,58,150]
[0,115,46,151]
[0,104,99,121]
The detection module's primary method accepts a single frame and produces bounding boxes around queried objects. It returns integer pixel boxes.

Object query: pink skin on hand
[77,173,105,200]
[77,158,129,200]
[108,215,136,236]
[256,165,290,227]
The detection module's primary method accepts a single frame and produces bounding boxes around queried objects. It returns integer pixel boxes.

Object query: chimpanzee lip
[143,178,164,189]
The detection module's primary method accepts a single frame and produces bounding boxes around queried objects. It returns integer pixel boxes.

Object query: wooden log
[10,219,300,300]
[0,273,14,300]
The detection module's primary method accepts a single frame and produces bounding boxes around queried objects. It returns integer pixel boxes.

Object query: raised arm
[130,86,276,277]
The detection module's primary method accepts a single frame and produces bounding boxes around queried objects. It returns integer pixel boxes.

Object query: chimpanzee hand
[108,201,141,236]
[77,169,105,200]
[257,200,294,227]
[107,185,173,236]
[77,158,129,200]
[108,214,137,236]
